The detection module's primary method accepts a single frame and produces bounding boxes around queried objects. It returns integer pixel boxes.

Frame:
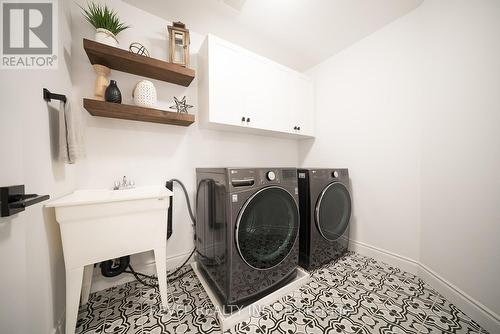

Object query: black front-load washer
[196,168,300,310]
[298,168,351,270]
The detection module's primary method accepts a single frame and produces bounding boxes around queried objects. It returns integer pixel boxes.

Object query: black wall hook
[43,88,67,103]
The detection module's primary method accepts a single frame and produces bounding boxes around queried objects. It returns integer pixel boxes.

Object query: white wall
[0,1,77,334]
[300,3,423,261]
[69,0,300,290]
[419,0,500,324]
[2,0,497,333]
[301,0,500,331]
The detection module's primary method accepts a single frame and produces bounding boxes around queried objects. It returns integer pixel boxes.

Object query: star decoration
[169,96,193,113]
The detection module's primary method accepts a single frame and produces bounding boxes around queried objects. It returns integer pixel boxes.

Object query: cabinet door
[272,66,294,133]
[203,35,315,137]
[243,55,293,133]
[241,54,281,131]
[285,71,300,134]
[294,75,314,136]
[209,39,245,127]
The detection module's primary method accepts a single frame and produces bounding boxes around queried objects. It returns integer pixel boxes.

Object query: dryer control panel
[310,168,349,180]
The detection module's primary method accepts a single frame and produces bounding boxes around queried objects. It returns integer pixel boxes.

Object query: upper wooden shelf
[83,39,195,87]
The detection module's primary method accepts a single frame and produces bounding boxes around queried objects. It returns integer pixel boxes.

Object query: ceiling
[124,0,423,71]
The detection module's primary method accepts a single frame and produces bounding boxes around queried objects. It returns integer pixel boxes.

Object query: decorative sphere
[128,42,150,57]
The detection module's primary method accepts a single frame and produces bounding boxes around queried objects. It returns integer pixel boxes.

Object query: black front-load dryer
[298,168,351,270]
[196,168,300,310]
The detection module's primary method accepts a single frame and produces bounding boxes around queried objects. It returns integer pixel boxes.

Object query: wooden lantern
[167,21,190,67]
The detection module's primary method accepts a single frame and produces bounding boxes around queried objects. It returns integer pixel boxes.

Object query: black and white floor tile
[76,252,489,334]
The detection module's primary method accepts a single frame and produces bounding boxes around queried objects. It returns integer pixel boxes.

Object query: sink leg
[154,247,168,309]
[81,264,94,304]
[66,266,84,334]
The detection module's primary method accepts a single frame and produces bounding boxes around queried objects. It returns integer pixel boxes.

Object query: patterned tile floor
[76,252,488,334]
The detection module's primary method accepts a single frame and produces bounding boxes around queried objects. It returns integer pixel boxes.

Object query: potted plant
[81,2,130,47]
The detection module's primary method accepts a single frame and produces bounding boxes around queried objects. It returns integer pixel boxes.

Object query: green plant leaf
[80,2,130,36]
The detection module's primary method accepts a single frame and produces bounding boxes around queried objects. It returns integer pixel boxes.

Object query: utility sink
[48,185,172,207]
[47,186,172,221]
[46,185,172,334]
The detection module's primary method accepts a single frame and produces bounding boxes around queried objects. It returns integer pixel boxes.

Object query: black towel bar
[0,185,50,217]
[43,88,67,103]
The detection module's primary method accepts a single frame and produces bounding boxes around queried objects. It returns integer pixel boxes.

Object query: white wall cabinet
[198,34,314,138]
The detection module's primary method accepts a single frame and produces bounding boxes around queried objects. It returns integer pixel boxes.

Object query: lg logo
[1,1,57,68]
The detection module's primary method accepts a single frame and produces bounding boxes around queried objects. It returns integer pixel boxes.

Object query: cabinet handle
[246,118,251,123]
[293,126,298,130]
[241,117,246,122]
[297,126,301,131]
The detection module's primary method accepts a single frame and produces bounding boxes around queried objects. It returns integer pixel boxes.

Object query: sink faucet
[113,176,135,190]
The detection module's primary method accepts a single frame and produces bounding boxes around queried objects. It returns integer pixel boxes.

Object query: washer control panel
[259,169,280,184]
[228,168,298,190]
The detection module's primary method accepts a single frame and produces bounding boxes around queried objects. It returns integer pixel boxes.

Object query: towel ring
[43,88,67,103]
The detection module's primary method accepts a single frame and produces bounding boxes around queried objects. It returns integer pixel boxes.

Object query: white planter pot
[133,80,157,108]
[95,28,118,47]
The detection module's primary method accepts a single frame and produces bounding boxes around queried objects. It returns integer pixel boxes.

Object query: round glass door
[236,186,299,270]
[315,182,351,241]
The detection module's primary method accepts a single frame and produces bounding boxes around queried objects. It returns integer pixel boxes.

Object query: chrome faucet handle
[113,176,135,190]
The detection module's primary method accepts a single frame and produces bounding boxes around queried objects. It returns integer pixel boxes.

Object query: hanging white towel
[58,100,84,164]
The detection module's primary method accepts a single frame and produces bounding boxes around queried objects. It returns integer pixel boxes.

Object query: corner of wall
[350,239,500,333]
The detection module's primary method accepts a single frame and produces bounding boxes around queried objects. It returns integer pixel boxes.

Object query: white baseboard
[349,239,500,334]
[90,250,195,293]
[348,239,420,275]
[418,263,499,334]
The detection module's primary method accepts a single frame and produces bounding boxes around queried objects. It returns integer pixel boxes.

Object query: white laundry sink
[48,186,172,221]
[48,185,171,208]
[46,185,172,334]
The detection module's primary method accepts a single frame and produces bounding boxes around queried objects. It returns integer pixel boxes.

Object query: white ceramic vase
[133,80,157,108]
[95,28,118,47]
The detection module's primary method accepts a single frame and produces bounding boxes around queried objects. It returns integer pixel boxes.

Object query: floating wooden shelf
[83,99,195,126]
[83,39,195,87]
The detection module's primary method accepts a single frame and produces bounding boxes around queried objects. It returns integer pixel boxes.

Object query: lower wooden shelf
[83,99,195,126]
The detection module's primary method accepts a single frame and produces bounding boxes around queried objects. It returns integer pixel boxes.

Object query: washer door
[236,186,299,270]
[315,182,351,241]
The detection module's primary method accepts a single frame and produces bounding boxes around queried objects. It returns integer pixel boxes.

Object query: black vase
[105,80,122,103]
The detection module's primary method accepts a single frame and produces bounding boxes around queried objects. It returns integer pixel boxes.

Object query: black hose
[169,178,196,226]
[101,256,130,277]
[125,265,159,288]
[126,248,196,287]
[165,247,196,278]
[128,179,197,288]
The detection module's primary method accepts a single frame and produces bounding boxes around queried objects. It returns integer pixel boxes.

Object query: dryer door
[315,182,352,241]
[236,186,299,270]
